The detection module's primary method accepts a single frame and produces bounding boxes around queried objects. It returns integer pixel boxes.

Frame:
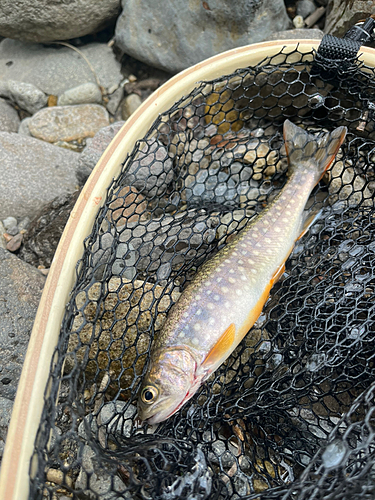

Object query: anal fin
[297,210,322,241]
[202,323,236,369]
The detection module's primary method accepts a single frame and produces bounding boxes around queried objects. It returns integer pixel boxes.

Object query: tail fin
[283,120,347,184]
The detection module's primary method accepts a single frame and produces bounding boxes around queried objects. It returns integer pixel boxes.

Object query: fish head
[137,347,199,424]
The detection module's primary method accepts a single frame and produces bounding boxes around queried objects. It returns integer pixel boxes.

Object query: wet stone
[5,233,23,252]
[19,192,80,268]
[0,98,20,133]
[123,137,174,198]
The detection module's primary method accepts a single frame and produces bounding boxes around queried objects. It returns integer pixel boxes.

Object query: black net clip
[311,16,375,82]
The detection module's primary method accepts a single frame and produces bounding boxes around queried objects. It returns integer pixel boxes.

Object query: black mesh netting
[29,45,375,499]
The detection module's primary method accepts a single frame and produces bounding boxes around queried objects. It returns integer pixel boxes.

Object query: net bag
[5,38,375,500]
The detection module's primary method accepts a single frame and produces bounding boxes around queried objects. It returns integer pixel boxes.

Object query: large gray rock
[0,98,19,132]
[0,0,120,43]
[0,39,123,96]
[0,132,79,219]
[115,0,291,73]
[0,248,45,400]
[325,0,373,37]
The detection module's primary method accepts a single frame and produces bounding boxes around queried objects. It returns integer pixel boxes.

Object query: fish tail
[283,120,347,184]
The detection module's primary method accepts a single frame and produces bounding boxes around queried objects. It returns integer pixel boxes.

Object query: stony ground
[0,0,370,473]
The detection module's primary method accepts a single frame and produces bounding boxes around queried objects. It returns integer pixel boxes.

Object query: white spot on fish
[267,249,273,254]
[183,311,189,318]
[229,269,235,274]
[251,269,257,274]
[217,277,223,283]
[196,295,201,300]
[209,317,215,325]
[286,211,291,216]
[225,302,231,308]
[282,218,288,223]
[207,290,212,295]
[238,260,244,264]
[248,259,254,264]
[275,227,281,233]
[214,294,220,301]
[241,275,247,281]
[192,337,199,345]
[264,220,270,226]
[241,250,247,256]
[196,309,202,316]
[207,303,215,310]
[229,277,236,284]
[265,238,271,243]
[253,250,260,255]
[193,323,201,332]
[179,332,185,338]
[222,286,229,293]
[236,289,242,296]
[224,259,230,264]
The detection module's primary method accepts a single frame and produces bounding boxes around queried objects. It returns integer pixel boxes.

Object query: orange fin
[202,323,236,369]
[271,262,285,286]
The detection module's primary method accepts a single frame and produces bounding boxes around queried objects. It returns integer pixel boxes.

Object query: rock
[293,15,305,29]
[75,444,129,499]
[2,216,17,231]
[0,0,121,43]
[19,192,80,268]
[0,248,45,399]
[6,225,18,236]
[0,98,19,132]
[328,161,373,208]
[18,117,31,136]
[325,0,373,37]
[18,216,30,232]
[0,39,122,96]
[6,233,23,252]
[0,396,13,462]
[0,132,79,219]
[115,0,291,73]
[0,222,6,249]
[269,28,324,40]
[109,186,148,227]
[123,137,174,198]
[57,83,102,107]
[106,86,124,116]
[28,104,110,143]
[121,93,142,120]
[7,80,48,114]
[76,121,125,184]
[296,0,316,18]
[97,402,137,446]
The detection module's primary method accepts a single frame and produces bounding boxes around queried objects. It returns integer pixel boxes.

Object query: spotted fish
[138,120,347,424]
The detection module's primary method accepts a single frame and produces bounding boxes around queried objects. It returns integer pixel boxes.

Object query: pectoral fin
[202,323,236,369]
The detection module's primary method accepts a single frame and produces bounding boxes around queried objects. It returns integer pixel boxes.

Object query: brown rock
[28,104,110,143]
[108,186,148,227]
[325,0,373,37]
[5,233,23,252]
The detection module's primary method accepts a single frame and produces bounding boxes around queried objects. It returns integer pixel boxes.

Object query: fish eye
[141,386,158,404]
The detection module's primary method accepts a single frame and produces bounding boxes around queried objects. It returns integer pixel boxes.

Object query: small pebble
[46,468,72,487]
[296,0,316,18]
[293,15,305,28]
[3,233,13,243]
[18,217,31,232]
[6,226,19,236]
[121,93,142,120]
[6,233,23,252]
[2,217,17,230]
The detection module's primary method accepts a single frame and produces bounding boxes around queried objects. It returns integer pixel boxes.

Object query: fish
[138,120,347,424]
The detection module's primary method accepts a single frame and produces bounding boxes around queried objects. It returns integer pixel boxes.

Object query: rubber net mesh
[29,45,375,499]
